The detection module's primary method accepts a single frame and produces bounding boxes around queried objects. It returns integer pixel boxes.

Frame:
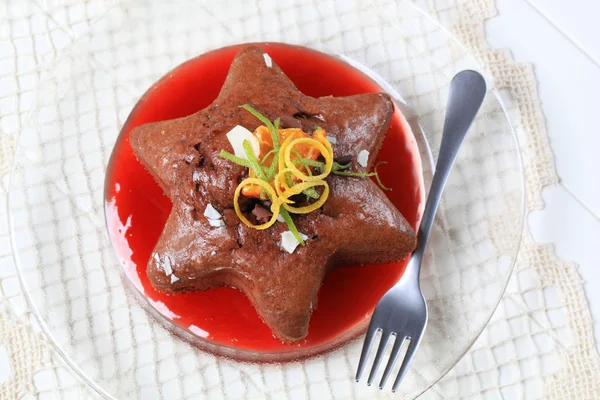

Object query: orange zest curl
[234,178,280,230]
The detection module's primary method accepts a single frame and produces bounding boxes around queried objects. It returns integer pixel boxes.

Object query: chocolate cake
[129,45,417,343]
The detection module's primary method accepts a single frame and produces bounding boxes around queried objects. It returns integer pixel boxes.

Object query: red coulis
[105,43,424,352]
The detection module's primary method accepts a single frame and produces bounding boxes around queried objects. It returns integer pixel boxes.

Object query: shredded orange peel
[283,138,333,182]
[273,168,295,203]
[233,178,281,230]
[281,180,329,214]
[226,107,334,231]
[219,104,389,245]
[233,133,333,228]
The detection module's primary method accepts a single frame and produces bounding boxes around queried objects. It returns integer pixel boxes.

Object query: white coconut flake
[210,250,216,256]
[226,125,260,160]
[193,169,201,183]
[204,204,222,220]
[326,135,337,144]
[281,231,309,254]
[263,53,273,68]
[153,253,160,264]
[277,214,285,223]
[357,149,370,168]
[170,274,180,284]
[208,218,225,227]
[163,256,173,276]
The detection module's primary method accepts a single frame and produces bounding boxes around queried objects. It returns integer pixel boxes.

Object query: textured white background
[487,0,600,353]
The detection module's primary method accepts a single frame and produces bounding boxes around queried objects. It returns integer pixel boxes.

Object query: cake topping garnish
[226,125,261,160]
[263,53,273,68]
[281,230,309,254]
[219,104,390,245]
[252,204,273,223]
[204,204,225,228]
[357,149,369,168]
[163,255,173,276]
[334,154,352,165]
[204,204,222,220]
[208,219,225,228]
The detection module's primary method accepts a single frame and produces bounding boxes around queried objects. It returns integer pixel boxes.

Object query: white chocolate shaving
[204,204,222,220]
[208,218,225,227]
[281,231,309,254]
[263,53,273,68]
[357,149,370,168]
[163,256,173,276]
[225,125,260,160]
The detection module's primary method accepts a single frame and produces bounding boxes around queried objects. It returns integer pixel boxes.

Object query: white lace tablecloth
[0,0,599,398]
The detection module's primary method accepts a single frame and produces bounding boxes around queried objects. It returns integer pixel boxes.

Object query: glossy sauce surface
[105,43,424,351]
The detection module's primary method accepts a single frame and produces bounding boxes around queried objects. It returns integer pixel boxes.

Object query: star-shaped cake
[130,45,416,343]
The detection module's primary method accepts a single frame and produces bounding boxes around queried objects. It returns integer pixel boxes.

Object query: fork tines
[356,327,420,392]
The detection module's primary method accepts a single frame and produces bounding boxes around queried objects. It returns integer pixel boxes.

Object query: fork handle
[409,70,487,270]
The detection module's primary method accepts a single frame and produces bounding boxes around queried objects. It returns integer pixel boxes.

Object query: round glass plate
[8,0,524,399]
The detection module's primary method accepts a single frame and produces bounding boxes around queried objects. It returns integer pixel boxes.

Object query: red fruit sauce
[105,43,424,353]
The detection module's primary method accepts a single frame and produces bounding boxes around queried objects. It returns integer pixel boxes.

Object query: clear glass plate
[8,0,524,398]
